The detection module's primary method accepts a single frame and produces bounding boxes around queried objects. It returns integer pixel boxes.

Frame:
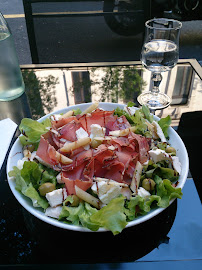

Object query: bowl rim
[6,102,189,232]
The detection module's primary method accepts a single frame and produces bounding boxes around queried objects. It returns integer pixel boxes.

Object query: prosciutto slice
[77,109,131,135]
[128,132,150,164]
[51,116,78,129]
[61,159,94,195]
[35,107,150,195]
[36,134,59,169]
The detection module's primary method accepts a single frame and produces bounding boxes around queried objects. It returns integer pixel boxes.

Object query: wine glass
[137,18,182,110]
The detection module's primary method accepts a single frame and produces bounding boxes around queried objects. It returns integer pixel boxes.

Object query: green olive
[70,195,80,207]
[25,144,35,152]
[39,182,55,196]
[142,178,156,191]
[166,147,176,155]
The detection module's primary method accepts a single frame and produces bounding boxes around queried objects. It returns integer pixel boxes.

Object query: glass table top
[0,60,202,268]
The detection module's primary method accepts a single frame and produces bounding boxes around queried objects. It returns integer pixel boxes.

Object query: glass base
[137,92,171,110]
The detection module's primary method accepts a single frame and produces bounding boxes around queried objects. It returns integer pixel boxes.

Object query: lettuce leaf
[90,196,127,235]
[20,161,57,190]
[143,160,178,182]
[158,115,171,138]
[114,106,135,124]
[141,105,153,123]
[125,175,182,221]
[72,108,82,115]
[19,118,51,147]
[59,202,99,231]
[125,196,150,221]
[8,166,49,209]
[154,175,182,208]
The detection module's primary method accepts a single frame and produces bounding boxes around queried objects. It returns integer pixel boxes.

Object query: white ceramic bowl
[6,102,189,232]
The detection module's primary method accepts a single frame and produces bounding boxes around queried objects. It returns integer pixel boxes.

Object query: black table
[0,60,202,269]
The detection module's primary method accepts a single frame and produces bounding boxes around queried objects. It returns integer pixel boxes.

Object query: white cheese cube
[149,149,170,163]
[138,187,151,198]
[90,124,106,139]
[76,127,89,140]
[17,158,27,170]
[50,114,62,121]
[152,121,167,142]
[124,106,137,116]
[91,181,111,196]
[46,188,63,207]
[56,173,63,184]
[45,206,62,219]
[99,185,122,205]
[108,145,116,151]
[91,180,121,205]
[76,127,89,150]
[172,156,181,174]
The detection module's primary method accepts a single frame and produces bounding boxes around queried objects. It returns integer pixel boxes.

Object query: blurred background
[1,0,202,65]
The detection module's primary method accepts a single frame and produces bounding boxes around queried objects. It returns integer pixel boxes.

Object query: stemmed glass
[137,18,182,110]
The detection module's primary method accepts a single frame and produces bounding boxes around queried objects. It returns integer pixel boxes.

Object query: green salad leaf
[72,108,82,115]
[59,202,99,231]
[90,196,127,235]
[114,106,135,124]
[20,161,58,190]
[143,160,179,182]
[158,115,171,138]
[8,165,49,209]
[19,118,51,148]
[154,175,183,207]
[141,105,153,123]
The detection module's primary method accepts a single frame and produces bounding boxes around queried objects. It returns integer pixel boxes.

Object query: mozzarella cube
[50,114,62,121]
[91,181,122,205]
[91,181,111,196]
[90,124,106,139]
[46,188,63,207]
[76,127,89,140]
[17,158,28,170]
[149,149,170,163]
[152,121,167,142]
[45,206,62,219]
[172,156,181,174]
[56,173,63,184]
[124,106,137,116]
[99,185,122,205]
[138,187,151,198]
[76,127,89,150]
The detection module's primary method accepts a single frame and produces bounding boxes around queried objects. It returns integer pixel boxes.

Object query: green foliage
[22,70,58,120]
[90,66,146,104]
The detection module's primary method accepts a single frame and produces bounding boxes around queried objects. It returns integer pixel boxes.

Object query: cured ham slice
[77,109,131,135]
[51,116,78,129]
[61,159,94,195]
[93,144,138,184]
[58,120,84,142]
[128,132,150,164]
[36,135,59,169]
[78,109,105,133]
[51,120,85,148]
[105,115,131,132]
[61,149,93,171]
[35,107,150,194]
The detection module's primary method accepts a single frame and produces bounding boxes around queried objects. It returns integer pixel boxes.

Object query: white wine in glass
[138,18,182,110]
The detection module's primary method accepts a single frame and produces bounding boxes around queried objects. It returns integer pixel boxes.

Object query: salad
[9,102,183,235]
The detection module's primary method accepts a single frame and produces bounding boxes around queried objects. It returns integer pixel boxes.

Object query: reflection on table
[19,61,202,128]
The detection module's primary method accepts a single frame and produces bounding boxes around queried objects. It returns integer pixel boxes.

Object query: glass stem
[151,72,162,94]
